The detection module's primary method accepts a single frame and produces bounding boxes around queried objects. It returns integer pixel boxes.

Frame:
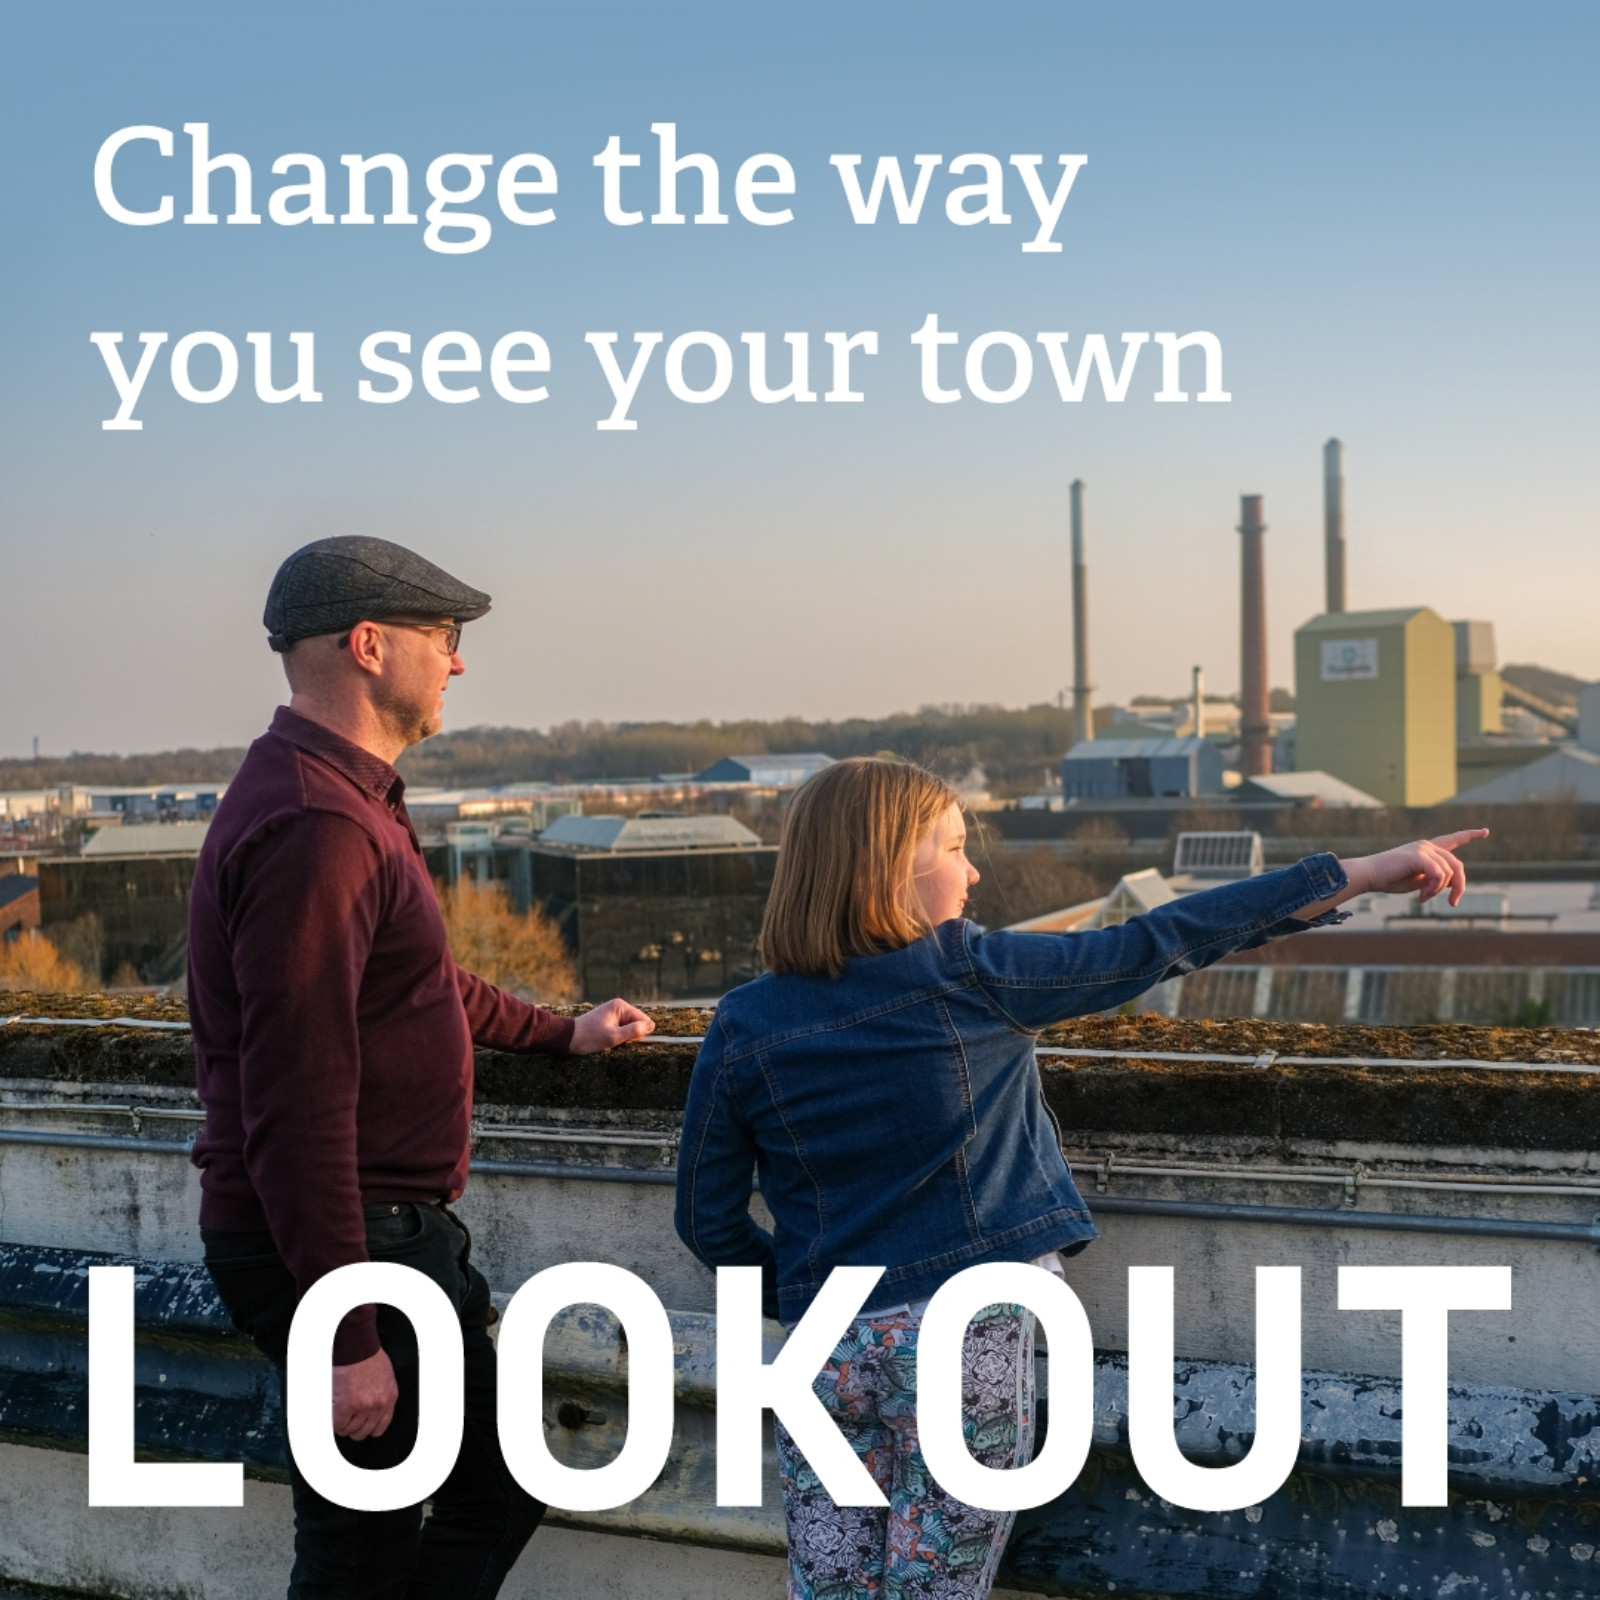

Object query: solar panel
[1172,831,1264,879]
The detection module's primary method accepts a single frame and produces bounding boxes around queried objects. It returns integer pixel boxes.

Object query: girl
[675,756,1484,1600]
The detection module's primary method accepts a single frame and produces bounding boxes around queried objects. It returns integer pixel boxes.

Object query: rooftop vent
[1172,831,1264,880]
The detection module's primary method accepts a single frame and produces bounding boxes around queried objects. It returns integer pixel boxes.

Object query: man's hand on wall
[569,998,657,1054]
[332,1347,400,1439]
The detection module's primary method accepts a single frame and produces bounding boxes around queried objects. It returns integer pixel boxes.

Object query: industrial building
[1235,771,1381,807]
[479,813,779,1003]
[37,833,205,983]
[1293,606,1457,806]
[1060,736,1224,800]
[1452,746,1600,806]
[693,753,834,786]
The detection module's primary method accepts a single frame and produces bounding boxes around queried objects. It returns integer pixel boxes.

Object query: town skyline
[3,2,1595,757]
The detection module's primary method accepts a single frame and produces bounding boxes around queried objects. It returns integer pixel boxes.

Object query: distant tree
[49,913,105,984]
[0,748,245,789]
[434,882,577,1004]
[1166,808,1245,841]
[396,705,1078,797]
[1071,815,1128,862]
[0,932,89,993]
[965,838,1097,928]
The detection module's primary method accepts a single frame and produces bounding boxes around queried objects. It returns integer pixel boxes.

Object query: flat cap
[264,536,491,652]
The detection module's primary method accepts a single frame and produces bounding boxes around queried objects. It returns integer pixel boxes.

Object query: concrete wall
[0,1442,830,1600]
[5,1071,1600,1391]
[8,1024,1600,1597]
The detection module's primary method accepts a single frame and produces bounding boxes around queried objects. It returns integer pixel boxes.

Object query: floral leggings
[774,1301,1035,1600]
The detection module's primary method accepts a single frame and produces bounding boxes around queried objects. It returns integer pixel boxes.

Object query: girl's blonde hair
[759,757,962,979]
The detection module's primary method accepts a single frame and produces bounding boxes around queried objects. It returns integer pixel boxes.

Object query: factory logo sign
[1321,638,1379,680]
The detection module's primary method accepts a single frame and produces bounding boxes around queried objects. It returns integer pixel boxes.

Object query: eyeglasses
[387,620,463,654]
[337,620,463,654]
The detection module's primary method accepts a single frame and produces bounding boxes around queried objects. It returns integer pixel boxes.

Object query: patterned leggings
[774,1302,1035,1600]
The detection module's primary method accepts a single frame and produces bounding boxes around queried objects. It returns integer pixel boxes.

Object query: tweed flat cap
[264,536,491,651]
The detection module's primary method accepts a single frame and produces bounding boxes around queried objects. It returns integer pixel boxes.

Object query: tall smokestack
[1192,664,1204,741]
[1070,479,1093,747]
[1238,494,1272,777]
[1323,437,1346,613]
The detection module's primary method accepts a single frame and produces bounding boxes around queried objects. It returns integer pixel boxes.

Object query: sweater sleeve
[455,966,576,1053]
[227,811,386,1365]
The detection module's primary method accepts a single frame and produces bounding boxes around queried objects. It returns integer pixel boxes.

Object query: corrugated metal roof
[1063,737,1211,760]
[80,821,211,857]
[1238,771,1383,807]
[538,814,764,852]
[1450,747,1600,805]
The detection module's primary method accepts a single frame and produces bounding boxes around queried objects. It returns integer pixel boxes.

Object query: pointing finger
[1430,828,1490,852]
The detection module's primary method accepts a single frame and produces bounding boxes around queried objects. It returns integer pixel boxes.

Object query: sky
[1,1,1595,757]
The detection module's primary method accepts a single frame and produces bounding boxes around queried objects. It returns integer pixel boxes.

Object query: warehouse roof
[1237,770,1384,807]
[79,821,212,857]
[1063,737,1212,761]
[1450,747,1600,805]
[537,814,765,853]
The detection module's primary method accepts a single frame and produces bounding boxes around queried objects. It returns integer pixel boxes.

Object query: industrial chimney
[1192,664,1205,741]
[1069,479,1093,747]
[1323,437,1346,614]
[1238,494,1273,777]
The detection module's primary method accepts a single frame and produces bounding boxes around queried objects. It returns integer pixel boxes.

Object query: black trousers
[203,1201,545,1600]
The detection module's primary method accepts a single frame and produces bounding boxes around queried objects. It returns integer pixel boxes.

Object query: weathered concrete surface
[0,1440,817,1600]
[8,1258,1600,1600]
[7,997,1600,1596]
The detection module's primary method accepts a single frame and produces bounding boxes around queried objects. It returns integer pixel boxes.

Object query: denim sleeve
[963,853,1349,1032]
[674,1021,778,1303]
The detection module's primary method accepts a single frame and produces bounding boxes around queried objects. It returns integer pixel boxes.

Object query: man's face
[369,618,464,745]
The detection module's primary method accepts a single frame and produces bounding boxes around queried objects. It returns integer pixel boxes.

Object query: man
[188,536,654,1599]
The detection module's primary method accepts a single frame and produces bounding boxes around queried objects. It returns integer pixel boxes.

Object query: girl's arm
[962,830,1487,1031]
[674,1028,778,1306]
[1292,829,1486,921]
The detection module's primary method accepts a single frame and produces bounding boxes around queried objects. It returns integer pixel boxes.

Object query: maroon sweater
[189,707,574,1363]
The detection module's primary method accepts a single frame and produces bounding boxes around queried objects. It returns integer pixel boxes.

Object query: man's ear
[345,621,386,676]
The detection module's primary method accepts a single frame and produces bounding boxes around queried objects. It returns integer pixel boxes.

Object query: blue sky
[1,1,1595,755]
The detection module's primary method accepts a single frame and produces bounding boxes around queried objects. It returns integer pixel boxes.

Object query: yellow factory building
[1293,607,1457,807]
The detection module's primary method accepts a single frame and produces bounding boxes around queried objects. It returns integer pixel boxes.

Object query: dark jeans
[203,1201,545,1600]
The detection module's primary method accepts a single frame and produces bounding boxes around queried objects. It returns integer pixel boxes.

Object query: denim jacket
[674,853,1348,1324]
